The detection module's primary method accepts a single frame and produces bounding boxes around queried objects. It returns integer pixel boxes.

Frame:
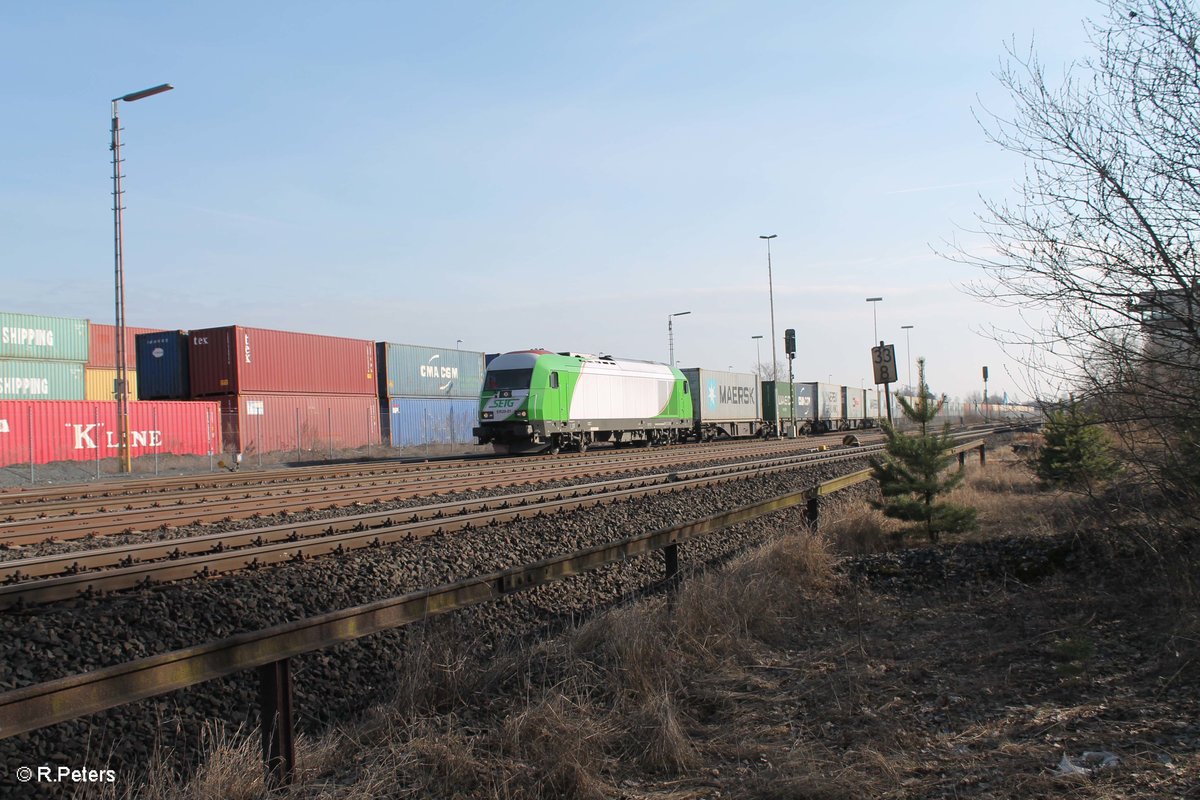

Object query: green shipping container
[0,359,86,400]
[0,312,90,362]
[762,380,792,425]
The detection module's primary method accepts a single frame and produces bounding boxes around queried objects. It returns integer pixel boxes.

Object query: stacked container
[376,343,485,448]
[0,312,89,400]
[0,399,220,467]
[188,326,381,456]
[136,330,191,400]
[85,323,160,401]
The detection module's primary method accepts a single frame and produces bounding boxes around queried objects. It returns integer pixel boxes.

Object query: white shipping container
[682,368,760,422]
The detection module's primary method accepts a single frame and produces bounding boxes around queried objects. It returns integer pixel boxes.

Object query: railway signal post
[872,341,897,424]
[785,328,797,437]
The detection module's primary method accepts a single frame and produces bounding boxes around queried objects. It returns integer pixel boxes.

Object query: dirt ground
[651,540,1200,799]
[81,448,1200,799]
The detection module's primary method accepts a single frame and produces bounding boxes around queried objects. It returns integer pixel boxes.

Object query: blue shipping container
[384,396,478,447]
[376,342,485,399]
[136,331,190,400]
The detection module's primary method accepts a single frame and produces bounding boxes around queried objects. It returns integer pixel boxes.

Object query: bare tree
[956,0,1200,502]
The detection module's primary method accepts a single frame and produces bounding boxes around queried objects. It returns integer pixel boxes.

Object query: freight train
[474,349,1038,454]
[0,305,1038,468]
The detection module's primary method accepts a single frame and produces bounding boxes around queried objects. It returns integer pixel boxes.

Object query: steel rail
[0,431,867,505]
[0,436,836,520]
[0,441,901,584]
[0,439,850,545]
[0,440,989,791]
[0,444,905,608]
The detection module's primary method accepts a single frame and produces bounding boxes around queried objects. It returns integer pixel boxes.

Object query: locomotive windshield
[484,368,533,391]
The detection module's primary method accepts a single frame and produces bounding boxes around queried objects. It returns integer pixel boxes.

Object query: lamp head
[118,83,174,103]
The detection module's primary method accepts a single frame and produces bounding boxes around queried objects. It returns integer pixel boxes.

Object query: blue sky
[1,1,1102,400]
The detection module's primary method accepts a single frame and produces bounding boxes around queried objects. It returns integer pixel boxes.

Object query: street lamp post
[865,297,883,349]
[900,324,914,392]
[668,311,691,367]
[112,82,173,474]
[751,335,763,374]
[759,235,778,380]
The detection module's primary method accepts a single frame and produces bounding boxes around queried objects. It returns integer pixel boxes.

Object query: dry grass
[128,441,1199,799]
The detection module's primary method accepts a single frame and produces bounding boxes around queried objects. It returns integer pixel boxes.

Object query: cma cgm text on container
[0,400,221,467]
[376,343,485,399]
[189,326,376,397]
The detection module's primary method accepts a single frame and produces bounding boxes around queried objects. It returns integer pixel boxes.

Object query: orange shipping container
[87,323,161,368]
[85,368,138,401]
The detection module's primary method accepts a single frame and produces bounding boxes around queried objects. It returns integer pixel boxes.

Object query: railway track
[0,433,857,506]
[0,442,887,608]
[0,435,871,545]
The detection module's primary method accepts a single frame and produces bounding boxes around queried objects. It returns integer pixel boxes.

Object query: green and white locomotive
[473,350,693,453]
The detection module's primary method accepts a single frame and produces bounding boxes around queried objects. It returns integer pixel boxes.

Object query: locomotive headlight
[482,411,494,420]
[516,410,527,418]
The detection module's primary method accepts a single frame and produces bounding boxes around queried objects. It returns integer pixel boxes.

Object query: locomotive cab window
[484,369,533,390]
[549,372,559,389]
[683,383,689,393]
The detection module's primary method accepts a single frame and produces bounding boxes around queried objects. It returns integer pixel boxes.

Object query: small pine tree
[871,358,977,543]
[1036,403,1118,490]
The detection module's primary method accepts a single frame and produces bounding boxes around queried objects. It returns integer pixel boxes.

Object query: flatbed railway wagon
[681,368,764,440]
[474,350,693,453]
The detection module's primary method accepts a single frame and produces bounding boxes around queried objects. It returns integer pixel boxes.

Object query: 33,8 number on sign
[871,344,897,385]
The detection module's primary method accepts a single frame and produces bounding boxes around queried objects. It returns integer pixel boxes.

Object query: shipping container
[0,312,89,362]
[795,383,817,422]
[218,393,381,455]
[815,383,842,425]
[0,359,85,400]
[843,387,865,421]
[383,396,479,448]
[376,343,485,399]
[87,323,161,368]
[189,326,376,397]
[758,381,796,424]
[0,400,221,467]
[681,368,760,421]
[865,388,882,422]
[85,368,138,401]
[136,331,191,400]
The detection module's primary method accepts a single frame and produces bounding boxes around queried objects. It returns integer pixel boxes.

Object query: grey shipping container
[865,389,881,420]
[377,343,485,399]
[0,312,89,362]
[681,368,760,421]
[815,383,841,422]
[136,331,191,400]
[795,383,817,421]
[0,359,85,400]
[383,396,478,447]
[844,387,865,420]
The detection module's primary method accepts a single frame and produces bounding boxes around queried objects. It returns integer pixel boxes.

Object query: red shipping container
[217,393,381,455]
[87,323,162,368]
[188,326,377,397]
[0,400,221,467]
